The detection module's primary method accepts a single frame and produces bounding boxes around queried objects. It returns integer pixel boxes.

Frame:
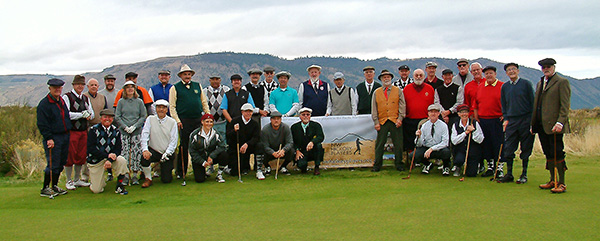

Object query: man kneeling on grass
[189,114,229,183]
[261,111,295,176]
[409,104,452,176]
[140,100,178,188]
[291,108,325,175]
[87,109,129,195]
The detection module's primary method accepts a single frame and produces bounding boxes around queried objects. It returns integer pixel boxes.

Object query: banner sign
[261,114,377,168]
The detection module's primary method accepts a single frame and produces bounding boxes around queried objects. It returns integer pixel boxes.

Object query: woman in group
[189,114,229,183]
[115,81,147,185]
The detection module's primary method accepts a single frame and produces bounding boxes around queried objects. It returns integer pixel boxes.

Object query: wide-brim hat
[378,71,394,80]
[178,64,195,76]
[240,103,254,111]
[155,99,169,107]
[306,64,322,72]
[99,109,115,116]
[276,71,291,79]
[299,107,312,114]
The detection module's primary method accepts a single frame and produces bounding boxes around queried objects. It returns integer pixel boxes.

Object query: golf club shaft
[492,143,503,181]
[49,147,54,197]
[553,133,558,189]
[275,144,282,179]
[181,145,186,185]
[403,149,416,179]
[237,131,241,182]
[463,133,472,177]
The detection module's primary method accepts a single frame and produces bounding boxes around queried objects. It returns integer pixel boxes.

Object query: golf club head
[49,195,55,199]
[402,176,411,180]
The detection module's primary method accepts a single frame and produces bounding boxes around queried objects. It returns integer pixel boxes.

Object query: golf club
[127,140,132,187]
[180,145,186,186]
[491,143,503,182]
[237,130,243,183]
[402,149,416,180]
[553,133,558,189]
[48,147,55,199]
[275,144,282,180]
[459,133,472,182]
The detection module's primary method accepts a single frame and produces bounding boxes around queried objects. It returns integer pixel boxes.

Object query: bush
[0,105,42,176]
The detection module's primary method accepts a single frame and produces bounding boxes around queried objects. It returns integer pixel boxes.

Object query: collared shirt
[451,119,484,145]
[415,119,449,151]
[301,122,309,133]
[269,86,300,116]
[62,89,95,121]
[510,78,520,85]
[219,89,256,110]
[242,82,269,113]
[297,78,331,108]
[326,85,359,115]
[484,79,499,87]
[242,116,252,125]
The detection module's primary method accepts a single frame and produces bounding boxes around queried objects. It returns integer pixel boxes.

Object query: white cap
[298,107,312,114]
[333,72,344,80]
[306,64,322,72]
[240,103,254,111]
[123,80,136,87]
[427,103,442,111]
[155,99,169,107]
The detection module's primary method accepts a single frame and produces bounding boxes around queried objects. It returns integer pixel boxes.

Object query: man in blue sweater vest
[497,63,535,184]
[298,64,330,116]
[148,70,173,115]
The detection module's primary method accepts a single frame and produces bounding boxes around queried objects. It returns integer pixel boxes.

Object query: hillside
[0,52,598,109]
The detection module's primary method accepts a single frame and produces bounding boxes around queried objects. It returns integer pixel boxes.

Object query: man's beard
[414,79,424,85]
[106,85,114,91]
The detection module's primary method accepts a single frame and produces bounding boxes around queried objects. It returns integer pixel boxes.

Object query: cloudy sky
[1,0,599,79]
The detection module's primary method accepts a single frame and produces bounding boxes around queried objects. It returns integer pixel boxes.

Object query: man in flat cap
[298,65,330,116]
[450,104,484,177]
[227,103,261,176]
[86,109,129,195]
[496,63,535,184]
[356,66,381,115]
[37,78,71,197]
[371,70,406,172]
[221,74,256,121]
[291,108,325,175]
[260,66,279,96]
[148,70,173,116]
[403,69,435,158]
[113,72,154,114]
[99,74,118,109]
[434,69,463,127]
[532,58,571,193]
[269,71,300,117]
[62,75,94,190]
[140,100,178,187]
[261,111,295,176]
[169,64,210,179]
[326,72,358,116]
[452,58,474,91]
[410,104,452,175]
[203,74,230,137]
[424,62,442,90]
[243,68,270,123]
[394,65,414,89]
[474,66,504,178]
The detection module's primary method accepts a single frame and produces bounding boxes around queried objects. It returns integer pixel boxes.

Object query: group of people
[36,57,571,198]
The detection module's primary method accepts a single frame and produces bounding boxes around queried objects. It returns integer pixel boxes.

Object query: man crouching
[410,104,452,175]
[140,100,178,187]
[87,109,129,194]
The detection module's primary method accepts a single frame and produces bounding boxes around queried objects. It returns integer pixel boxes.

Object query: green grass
[1,157,599,240]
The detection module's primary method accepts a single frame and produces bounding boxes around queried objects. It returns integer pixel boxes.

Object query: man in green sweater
[291,108,325,175]
[261,111,294,176]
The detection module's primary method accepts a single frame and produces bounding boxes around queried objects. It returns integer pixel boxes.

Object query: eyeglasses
[458,64,467,67]
[300,113,311,116]
[506,67,518,72]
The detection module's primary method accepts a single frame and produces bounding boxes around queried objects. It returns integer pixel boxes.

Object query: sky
[1,0,599,79]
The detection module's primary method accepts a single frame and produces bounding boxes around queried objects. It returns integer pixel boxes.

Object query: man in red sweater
[403,69,435,157]
[474,66,504,177]
[463,63,485,118]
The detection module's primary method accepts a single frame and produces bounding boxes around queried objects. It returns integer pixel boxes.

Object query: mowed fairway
[1,157,599,240]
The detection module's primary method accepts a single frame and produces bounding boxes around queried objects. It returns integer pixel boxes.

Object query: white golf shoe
[256,171,265,180]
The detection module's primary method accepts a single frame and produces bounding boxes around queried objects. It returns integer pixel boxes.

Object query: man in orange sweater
[371,70,406,172]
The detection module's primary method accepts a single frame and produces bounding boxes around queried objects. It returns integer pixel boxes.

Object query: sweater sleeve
[261,127,276,156]
[310,122,325,145]
[36,103,53,141]
[135,100,147,129]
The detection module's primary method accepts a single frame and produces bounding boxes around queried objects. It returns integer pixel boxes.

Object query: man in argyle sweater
[203,74,230,136]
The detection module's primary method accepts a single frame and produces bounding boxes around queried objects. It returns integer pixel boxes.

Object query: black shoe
[497,174,514,183]
[52,185,68,195]
[40,187,55,197]
[481,169,494,177]
[106,173,113,182]
[115,185,128,195]
[516,174,528,184]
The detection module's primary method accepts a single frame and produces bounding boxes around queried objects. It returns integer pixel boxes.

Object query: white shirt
[62,89,95,120]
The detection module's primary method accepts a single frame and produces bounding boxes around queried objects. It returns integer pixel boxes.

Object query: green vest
[174,81,204,119]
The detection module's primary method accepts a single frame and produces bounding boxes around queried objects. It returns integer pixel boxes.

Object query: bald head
[87,78,99,95]
[413,69,425,85]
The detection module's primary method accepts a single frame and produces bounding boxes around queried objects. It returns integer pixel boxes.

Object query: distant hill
[0,52,598,109]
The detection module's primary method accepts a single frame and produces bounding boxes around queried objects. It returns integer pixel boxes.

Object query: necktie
[367,84,371,93]
[314,82,319,92]
[431,123,435,137]
[384,87,388,99]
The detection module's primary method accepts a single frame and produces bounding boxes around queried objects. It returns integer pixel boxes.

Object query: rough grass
[0,157,599,240]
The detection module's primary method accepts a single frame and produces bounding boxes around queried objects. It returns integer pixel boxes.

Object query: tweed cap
[363,66,375,72]
[47,78,65,86]
[103,74,116,80]
[306,64,322,72]
[398,65,410,71]
[425,62,438,68]
[276,71,291,79]
[538,58,556,66]
[270,111,282,118]
[247,68,263,75]
[72,75,85,85]
[125,72,138,78]
[442,69,453,75]
[99,109,115,116]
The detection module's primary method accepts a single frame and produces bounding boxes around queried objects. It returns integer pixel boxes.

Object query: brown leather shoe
[551,183,567,193]
[141,178,153,188]
[539,181,555,189]
[314,167,320,176]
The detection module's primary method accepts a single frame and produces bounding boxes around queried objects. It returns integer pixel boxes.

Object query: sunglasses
[300,113,311,116]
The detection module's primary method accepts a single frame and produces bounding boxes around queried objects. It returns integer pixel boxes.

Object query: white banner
[261,114,377,168]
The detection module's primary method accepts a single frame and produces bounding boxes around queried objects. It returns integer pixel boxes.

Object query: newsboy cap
[125,72,138,78]
[456,58,469,65]
[230,74,243,81]
[99,109,115,116]
[363,66,375,72]
[47,78,65,86]
[504,62,519,71]
[247,68,263,76]
[538,58,556,66]
[263,66,276,72]
[425,62,438,68]
[103,74,116,80]
[276,71,291,79]
[442,69,453,75]
[398,65,410,71]
[482,66,497,72]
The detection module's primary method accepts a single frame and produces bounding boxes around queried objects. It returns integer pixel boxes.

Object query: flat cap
[504,62,519,71]
[240,103,254,111]
[158,70,171,75]
[47,78,65,86]
[209,74,221,79]
[263,66,276,72]
[72,75,85,85]
[155,99,169,107]
[378,70,394,80]
[482,66,497,72]
[363,66,375,72]
[428,103,442,111]
[201,113,214,121]
[398,65,410,71]
[306,64,322,72]
[247,68,263,75]
[299,107,312,114]
[125,72,138,78]
[99,109,115,116]
[425,62,438,68]
[230,74,243,81]
[333,72,344,80]
[270,111,282,118]
[456,58,469,65]
[538,58,556,66]
[442,69,453,75]
[456,104,469,112]
[275,71,291,79]
[103,74,116,80]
